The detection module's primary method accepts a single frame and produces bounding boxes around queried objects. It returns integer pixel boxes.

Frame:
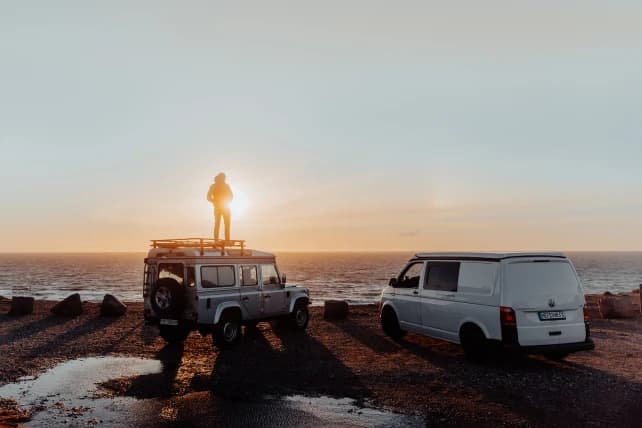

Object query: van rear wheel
[460,325,489,362]
[381,308,406,340]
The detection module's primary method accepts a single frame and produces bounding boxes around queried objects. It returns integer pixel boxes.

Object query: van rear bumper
[518,338,595,355]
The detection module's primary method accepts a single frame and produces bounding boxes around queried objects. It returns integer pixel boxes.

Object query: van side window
[261,264,280,286]
[397,263,423,288]
[239,265,258,287]
[425,262,460,292]
[201,265,236,288]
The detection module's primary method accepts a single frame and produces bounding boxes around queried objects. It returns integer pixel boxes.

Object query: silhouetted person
[207,173,233,241]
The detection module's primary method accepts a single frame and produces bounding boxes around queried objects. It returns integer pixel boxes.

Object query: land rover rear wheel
[150,278,185,319]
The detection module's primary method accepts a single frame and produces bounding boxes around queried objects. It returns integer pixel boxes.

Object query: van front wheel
[381,308,406,340]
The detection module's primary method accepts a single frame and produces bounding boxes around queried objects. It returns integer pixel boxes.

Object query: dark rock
[324,300,349,320]
[100,294,127,317]
[51,293,83,317]
[9,296,34,316]
[598,294,636,319]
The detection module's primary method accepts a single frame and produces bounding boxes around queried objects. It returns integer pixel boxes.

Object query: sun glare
[229,190,249,220]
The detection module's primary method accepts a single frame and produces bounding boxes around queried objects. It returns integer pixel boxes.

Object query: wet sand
[0,297,640,427]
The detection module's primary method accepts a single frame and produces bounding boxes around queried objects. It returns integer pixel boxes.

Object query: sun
[228,190,249,220]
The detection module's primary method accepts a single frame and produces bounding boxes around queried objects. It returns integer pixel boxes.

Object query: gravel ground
[0,296,640,427]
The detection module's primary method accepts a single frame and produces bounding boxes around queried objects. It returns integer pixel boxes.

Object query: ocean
[0,252,640,305]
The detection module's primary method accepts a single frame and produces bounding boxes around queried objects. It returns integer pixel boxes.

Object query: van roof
[412,252,567,261]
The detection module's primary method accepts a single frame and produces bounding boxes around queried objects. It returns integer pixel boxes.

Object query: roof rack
[151,238,246,256]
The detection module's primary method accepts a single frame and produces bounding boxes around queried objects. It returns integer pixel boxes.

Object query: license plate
[538,311,566,321]
[160,319,179,326]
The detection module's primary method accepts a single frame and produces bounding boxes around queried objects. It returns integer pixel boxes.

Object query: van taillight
[583,306,589,321]
[500,306,518,345]
[500,306,516,326]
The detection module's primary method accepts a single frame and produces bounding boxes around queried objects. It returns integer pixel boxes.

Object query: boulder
[324,300,349,320]
[9,296,34,316]
[51,293,83,317]
[100,294,127,317]
[598,294,636,319]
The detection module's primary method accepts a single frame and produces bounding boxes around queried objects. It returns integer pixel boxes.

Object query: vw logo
[548,298,556,308]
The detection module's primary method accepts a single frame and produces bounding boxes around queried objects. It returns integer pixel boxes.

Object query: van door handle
[442,293,455,298]
[264,295,271,299]
[412,290,419,295]
[242,297,249,302]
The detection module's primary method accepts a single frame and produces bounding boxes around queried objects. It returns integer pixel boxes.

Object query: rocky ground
[0,296,640,427]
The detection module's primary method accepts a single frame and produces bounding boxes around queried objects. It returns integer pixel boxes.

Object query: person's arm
[227,184,233,201]
[206,185,214,203]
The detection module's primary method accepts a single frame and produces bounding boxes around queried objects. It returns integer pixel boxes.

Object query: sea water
[0,252,640,304]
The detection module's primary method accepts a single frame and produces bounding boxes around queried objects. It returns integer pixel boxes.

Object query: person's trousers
[214,207,231,241]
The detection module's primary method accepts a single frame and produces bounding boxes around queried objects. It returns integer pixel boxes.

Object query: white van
[380,252,594,360]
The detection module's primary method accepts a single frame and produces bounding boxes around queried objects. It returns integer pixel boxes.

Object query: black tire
[460,325,489,363]
[150,278,185,319]
[381,308,406,340]
[545,352,570,361]
[289,302,310,331]
[213,311,242,349]
[159,325,190,344]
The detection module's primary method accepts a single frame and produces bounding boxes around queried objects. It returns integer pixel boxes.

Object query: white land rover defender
[143,238,310,348]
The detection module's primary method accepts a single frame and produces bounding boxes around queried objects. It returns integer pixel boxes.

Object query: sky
[1,1,641,252]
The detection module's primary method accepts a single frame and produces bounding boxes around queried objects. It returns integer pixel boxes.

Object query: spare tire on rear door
[150,278,185,319]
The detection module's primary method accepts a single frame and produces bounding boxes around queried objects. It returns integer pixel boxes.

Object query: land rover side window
[158,263,184,285]
[239,265,258,286]
[201,266,236,288]
[425,262,460,292]
[397,263,423,288]
[261,264,280,286]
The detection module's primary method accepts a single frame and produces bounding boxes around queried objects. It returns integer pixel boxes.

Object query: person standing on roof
[207,173,234,241]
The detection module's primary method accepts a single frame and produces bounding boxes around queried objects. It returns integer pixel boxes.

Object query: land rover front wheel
[159,325,190,344]
[213,312,241,349]
[289,302,309,331]
[150,278,185,318]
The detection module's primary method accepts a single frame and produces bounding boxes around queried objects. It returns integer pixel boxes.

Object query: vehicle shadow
[27,315,119,358]
[104,343,186,399]
[199,323,370,401]
[0,315,69,346]
[394,331,642,427]
[329,317,401,354]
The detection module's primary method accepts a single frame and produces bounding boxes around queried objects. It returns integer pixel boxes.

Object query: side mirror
[388,277,398,287]
[281,273,287,285]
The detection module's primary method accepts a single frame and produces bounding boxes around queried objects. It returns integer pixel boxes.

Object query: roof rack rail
[151,238,246,256]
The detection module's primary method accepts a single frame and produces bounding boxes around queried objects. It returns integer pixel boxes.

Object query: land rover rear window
[158,263,184,285]
[424,262,460,292]
[200,265,236,288]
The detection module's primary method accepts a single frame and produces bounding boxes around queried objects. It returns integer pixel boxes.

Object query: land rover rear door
[260,263,289,316]
[239,264,262,319]
[197,264,238,324]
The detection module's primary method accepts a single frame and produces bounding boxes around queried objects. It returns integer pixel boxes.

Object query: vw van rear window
[504,260,581,304]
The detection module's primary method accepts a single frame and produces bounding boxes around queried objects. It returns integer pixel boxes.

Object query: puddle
[0,357,423,427]
[0,357,163,427]
[279,395,424,427]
